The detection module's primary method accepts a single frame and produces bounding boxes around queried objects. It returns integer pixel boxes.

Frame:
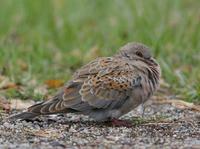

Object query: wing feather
[26,57,142,114]
[72,57,142,109]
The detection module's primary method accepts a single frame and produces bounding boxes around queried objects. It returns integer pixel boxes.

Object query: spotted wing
[70,57,142,108]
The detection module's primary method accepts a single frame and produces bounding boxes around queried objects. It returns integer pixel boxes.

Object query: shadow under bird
[9,42,161,126]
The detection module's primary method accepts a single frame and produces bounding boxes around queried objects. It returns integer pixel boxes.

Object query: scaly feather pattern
[9,42,161,121]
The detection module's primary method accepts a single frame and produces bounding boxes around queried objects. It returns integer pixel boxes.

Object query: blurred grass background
[0,0,199,102]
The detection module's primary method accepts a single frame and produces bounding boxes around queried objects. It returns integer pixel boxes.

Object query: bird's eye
[136,51,143,58]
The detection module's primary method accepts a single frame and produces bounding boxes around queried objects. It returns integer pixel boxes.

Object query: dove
[9,42,161,125]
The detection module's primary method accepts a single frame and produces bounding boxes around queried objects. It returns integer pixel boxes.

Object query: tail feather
[28,101,46,113]
[8,99,77,121]
[8,101,50,121]
[8,112,39,120]
[8,84,83,121]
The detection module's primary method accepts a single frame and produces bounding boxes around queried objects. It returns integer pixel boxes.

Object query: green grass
[0,0,200,102]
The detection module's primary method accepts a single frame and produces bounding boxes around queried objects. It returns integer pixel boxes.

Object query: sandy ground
[0,101,200,149]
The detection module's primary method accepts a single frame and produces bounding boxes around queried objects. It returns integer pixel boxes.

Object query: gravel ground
[0,102,200,149]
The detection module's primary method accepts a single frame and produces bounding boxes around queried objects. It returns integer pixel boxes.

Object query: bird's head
[117,42,161,91]
[118,42,158,67]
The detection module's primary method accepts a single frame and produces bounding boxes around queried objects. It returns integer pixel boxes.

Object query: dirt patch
[0,102,200,149]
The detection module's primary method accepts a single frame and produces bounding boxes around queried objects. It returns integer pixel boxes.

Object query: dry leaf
[0,96,11,112]
[32,130,51,138]
[10,99,35,110]
[0,75,7,81]
[152,96,200,112]
[0,75,20,90]
[26,129,61,138]
[0,76,9,88]
[45,79,64,88]
[1,82,19,90]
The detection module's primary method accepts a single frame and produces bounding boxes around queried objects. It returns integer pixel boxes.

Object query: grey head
[117,42,158,66]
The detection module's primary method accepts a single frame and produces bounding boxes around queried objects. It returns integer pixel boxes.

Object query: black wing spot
[132,76,142,87]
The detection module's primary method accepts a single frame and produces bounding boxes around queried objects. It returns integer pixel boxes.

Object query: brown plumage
[10,42,161,121]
